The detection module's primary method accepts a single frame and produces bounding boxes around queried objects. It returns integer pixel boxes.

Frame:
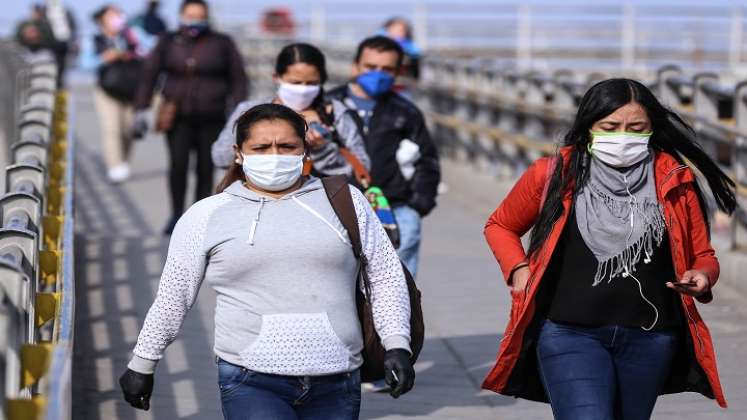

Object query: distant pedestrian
[119,103,414,419]
[132,0,248,234]
[14,4,56,54]
[328,35,440,279]
[82,5,144,183]
[212,42,370,180]
[482,78,735,419]
[131,0,167,36]
[128,0,167,54]
[381,17,421,84]
[45,0,79,86]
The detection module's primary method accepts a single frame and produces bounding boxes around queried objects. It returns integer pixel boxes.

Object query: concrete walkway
[70,78,747,419]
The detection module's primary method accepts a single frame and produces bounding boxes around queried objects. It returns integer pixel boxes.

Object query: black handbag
[322,175,424,382]
[98,58,143,102]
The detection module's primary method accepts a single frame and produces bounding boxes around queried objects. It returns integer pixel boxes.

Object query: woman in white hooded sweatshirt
[118,103,414,420]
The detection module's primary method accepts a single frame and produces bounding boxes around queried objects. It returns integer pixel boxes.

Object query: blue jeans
[217,359,361,420]
[536,320,677,420]
[393,205,422,278]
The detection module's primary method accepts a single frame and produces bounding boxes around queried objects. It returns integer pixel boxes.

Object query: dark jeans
[217,358,361,420]
[166,117,224,218]
[536,319,677,420]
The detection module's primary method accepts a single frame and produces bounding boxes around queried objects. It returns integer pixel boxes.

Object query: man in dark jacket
[327,35,440,278]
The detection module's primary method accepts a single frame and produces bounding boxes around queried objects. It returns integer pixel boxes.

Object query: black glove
[119,368,154,410]
[383,349,415,398]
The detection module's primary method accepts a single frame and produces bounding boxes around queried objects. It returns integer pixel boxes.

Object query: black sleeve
[406,106,440,216]
[225,36,249,112]
[134,34,169,110]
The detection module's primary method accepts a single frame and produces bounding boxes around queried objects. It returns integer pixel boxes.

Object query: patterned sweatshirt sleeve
[127,201,215,374]
[349,186,412,354]
[338,109,371,171]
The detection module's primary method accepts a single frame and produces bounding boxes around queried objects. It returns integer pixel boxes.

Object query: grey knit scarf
[575,153,666,286]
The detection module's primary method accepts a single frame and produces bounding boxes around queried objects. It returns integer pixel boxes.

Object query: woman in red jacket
[483,78,736,420]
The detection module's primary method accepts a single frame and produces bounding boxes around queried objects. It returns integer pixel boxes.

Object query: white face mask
[241,154,304,191]
[589,132,652,168]
[276,83,321,111]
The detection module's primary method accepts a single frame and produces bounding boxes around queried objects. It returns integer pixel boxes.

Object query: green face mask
[588,131,652,168]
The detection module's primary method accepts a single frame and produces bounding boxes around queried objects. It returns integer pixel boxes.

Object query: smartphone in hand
[308,121,332,141]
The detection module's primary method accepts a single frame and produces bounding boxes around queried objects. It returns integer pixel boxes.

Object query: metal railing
[228,2,747,73]
[0,47,75,420]
[236,36,747,250]
[0,41,32,188]
[416,57,747,249]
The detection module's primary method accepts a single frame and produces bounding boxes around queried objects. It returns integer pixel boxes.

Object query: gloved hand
[119,368,154,410]
[383,349,415,398]
[131,110,149,140]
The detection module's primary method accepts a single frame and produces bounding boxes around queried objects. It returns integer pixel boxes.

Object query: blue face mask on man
[356,70,395,98]
[180,19,209,37]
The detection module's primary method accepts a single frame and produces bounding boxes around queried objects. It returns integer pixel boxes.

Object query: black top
[545,211,682,330]
[326,85,441,216]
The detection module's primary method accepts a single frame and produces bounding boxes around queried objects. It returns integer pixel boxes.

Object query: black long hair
[527,78,737,258]
[274,43,334,124]
[215,103,308,193]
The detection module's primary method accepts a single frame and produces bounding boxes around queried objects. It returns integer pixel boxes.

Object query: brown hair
[215,103,308,193]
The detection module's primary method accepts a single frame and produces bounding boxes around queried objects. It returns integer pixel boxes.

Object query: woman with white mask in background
[119,103,414,419]
[212,42,370,181]
[481,78,735,419]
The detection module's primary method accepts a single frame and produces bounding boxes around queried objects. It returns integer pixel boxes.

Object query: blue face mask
[356,70,395,98]
[180,19,209,36]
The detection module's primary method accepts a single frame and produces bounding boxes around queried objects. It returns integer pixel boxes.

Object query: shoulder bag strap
[325,104,373,188]
[322,175,373,296]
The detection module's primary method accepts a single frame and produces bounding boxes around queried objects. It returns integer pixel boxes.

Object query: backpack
[320,103,401,248]
[321,175,425,382]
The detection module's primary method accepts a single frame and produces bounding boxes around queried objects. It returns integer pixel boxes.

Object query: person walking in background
[132,0,248,234]
[119,104,414,419]
[131,0,167,37]
[129,0,168,54]
[482,78,735,419]
[81,5,144,184]
[328,35,440,279]
[381,17,421,86]
[212,42,370,180]
[45,0,79,86]
[14,4,56,55]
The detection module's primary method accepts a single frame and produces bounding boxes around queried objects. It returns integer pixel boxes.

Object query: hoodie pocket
[239,313,351,375]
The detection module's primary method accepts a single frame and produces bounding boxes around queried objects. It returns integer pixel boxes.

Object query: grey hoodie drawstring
[291,195,349,245]
[247,197,266,246]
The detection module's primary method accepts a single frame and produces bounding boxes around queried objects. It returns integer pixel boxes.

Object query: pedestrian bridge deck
[69,79,747,420]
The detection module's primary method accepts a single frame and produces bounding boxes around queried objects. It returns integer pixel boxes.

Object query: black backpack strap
[322,175,362,258]
[322,176,372,296]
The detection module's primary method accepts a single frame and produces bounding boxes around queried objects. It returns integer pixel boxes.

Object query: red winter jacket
[482,146,727,408]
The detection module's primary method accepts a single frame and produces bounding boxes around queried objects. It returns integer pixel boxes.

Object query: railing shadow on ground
[71,138,221,419]
[360,334,518,420]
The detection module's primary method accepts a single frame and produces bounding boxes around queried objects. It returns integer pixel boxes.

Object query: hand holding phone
[666,269,710,297]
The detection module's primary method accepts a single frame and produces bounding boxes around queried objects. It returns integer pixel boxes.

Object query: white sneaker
[108,164,130,183]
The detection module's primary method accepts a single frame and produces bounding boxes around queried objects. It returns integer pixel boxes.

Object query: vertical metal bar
[413,1,429,52]
[729,6,743,72]
[516,4,532,71]
[621,2,636,71]
[310,1,326,43]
